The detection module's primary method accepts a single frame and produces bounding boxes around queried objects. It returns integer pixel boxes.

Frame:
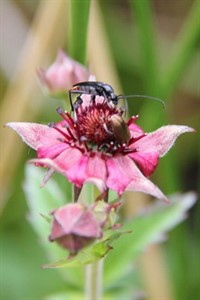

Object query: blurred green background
[1,0,199,299]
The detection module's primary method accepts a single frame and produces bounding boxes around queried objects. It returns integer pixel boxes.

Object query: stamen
[70,142,86,153]
[122,147,137,154]
[56,107,74,127]
[106,141,116,153]
[48,122,56,128]
[127,115,139,126]
[49,123,71,140]
[83,141,90,152]
[114,144,123,153]
[129,133,146,145]
[66,127,76,141]
[97,142,109,153]
[80,136,87,142]
[64,111,75,126]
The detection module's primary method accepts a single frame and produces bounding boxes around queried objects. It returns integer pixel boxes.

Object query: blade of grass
[139,0,200,130]
[135,0,199,193]
[130,0,159,94]
[160,0,200,98]
[69,0,91,65]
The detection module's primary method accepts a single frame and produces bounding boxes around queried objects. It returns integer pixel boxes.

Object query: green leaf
[23,165,66,244]
[43,242,111,269]
[43,228,129,269]
[104,192,196,286]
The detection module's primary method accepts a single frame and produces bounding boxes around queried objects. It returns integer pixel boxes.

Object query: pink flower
[49,203,102,254]
[6,97,194,202]
[37,50,90,97]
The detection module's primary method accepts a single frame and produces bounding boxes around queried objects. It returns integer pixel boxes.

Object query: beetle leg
[73,96,83,110]
[69,91,74,111]
[91,94,96,103]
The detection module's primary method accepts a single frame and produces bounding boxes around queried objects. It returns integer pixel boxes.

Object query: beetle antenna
[117,94,165,108]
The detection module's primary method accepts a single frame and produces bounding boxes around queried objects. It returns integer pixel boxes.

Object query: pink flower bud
[49,203,102,254]
[37,50,90,97]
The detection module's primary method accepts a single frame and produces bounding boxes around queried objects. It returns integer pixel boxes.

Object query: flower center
[75,101,119,146]
[53,97,135,155]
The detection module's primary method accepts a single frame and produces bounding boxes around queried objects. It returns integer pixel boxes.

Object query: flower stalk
[85,259,104,300]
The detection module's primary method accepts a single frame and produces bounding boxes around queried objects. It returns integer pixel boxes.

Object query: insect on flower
[6,79,194,203]
[68,81,165,111]
[69,81,118,111]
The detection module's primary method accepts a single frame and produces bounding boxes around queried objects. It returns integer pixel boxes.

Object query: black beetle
[68,81,164,111]
[69,81,121,110]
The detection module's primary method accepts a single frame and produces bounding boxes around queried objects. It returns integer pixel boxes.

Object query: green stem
[85,259,104,300]
[69,0,91,65]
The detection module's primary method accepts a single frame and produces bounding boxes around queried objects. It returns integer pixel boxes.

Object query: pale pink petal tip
[6,122,60,150]
[133,125,195,158]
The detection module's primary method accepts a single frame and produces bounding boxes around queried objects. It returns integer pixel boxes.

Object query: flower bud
[49,203,102,254]
[93,200,122,229]
[37,50,90,98]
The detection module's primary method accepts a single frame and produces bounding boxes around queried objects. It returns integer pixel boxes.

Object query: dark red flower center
[51,98,143,155]
[75,101,121,145]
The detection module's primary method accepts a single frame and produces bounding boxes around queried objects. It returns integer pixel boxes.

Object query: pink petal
[52,204,84,236]
[29,158,67,175]
[38,143,69,159]
[85,154,107,192]
[65,155,89,187]
[126,175,168,203]
[106,155,137,195]
[106,155,168,202]
[128,151,159,176]
[72,211,102,238]
[29,149,107,190]
[52,204,101,238]
[54,147,84,172]
[128,122,144,137]
[6,122,62,150]
[55,151,107,191]
[133,125,194,157]
[30,147,83,174]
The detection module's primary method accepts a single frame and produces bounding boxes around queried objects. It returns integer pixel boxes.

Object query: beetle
[68,81,165,111]
[69,81,119,110]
